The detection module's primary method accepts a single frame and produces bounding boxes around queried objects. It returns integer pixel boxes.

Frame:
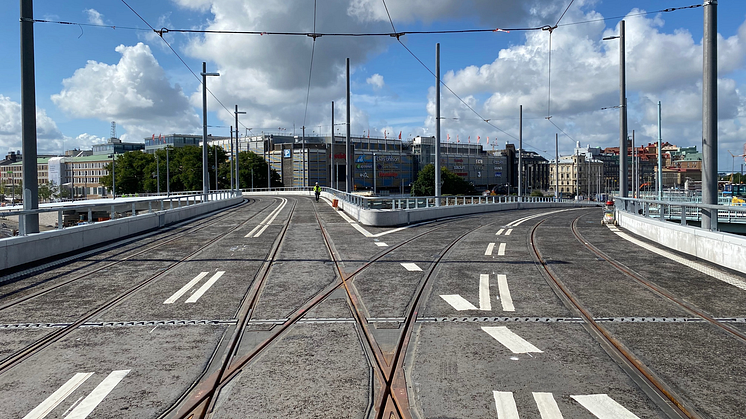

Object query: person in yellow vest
[313,182,321,202]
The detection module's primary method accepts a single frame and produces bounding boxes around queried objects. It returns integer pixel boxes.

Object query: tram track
[170,200,486,419]
[530,215,699,419]
[0,197,285,376]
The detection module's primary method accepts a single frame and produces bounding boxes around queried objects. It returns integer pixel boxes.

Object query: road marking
[485,243,495,256]
[496,229,505,236]
[505,229,513,236]
[23,373,94,419]
[479,274,492,311]
[533,392,563,419]
[493,391,520,419]
[246,198,287,238]
[65,370,130,419]
[401,263,422,272]
[498,243,506,256]
[185,271,225,303]
[497,274,515,312]
[374,242,388,247]
[571,394,640,418]
[164,272,209,304]
[335,207,414,238]
[440,295,478,311]
[508,209,575,226]
[607,225,746,291]
[482,326,543,353]
[253,199,288,237]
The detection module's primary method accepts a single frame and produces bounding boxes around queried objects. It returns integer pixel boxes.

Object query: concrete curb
[616,210,746,274]
[0,197,244,271]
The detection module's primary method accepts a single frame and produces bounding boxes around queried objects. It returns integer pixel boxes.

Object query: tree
[237,151,282,189]
[530,189,544,197]
[38,182,58,203]
[411,164,477,196]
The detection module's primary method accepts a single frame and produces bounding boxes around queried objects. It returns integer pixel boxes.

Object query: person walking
[313,182,321,202]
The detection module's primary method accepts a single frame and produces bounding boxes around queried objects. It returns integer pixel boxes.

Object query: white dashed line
[185,271,225,303]
[479,274,492,311]
[493,391,520,419]
[482,326,543,353]
[496,229,505,236]
[497,274,514,312]
[401,263,422,272]
[498,243,506,256]
[571,394,640,419]
[439,295,478,311]
[485,243,495,256]
[23,373,94,419]
[533,392,564,419]
[374,242,388,247]
[65,370,130,419]
[504,228,513,236]
[164,272,209,304]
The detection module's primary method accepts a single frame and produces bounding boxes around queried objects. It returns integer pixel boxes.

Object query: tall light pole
[555,133,559,199]
[345,58,352,193]
[166,146,171,197]
[702,0,718,230]
[201,62,219,201]
[435,43,442,202]
[330,101,335,189]
[235,105,245,193]
[108,154,116,199]
[604,20,628,198]
[518,105,523,198]
[20,0,39,234]
[373,153,377,195]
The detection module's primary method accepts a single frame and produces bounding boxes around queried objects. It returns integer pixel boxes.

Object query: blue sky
[1,1,745,170]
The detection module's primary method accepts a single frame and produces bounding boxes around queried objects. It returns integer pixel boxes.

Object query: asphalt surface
[0,197,744,418]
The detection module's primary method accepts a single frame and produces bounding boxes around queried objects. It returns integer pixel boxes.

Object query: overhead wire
[303,0,319,131]
[120,0,250,132]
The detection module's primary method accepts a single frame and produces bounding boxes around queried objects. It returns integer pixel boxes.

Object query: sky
[1,0,745,171]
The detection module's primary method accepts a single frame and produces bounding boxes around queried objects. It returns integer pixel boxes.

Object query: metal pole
[201,62,219,200]
[156,153,160,195]
[230,126,234,191]
[373,153,377,194]
[20,0,39,234]
[555,133,559,199]
[331,101,335,189]
[166,147,170,197]
[267,135,271,190]
[702,0,718,230]
[302,126,306,188]
[111,154,116,199]
[346,58,352,193]
[658,101,663,200]
[435,43,441,202]
[619,20,628,198]
[202,62,209,199]
[214,142,218,190]
[235,105,245,192]
[518,105,523,198]
[631,129,636,197]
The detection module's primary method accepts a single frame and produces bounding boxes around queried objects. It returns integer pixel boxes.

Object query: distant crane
[727,146,746,183]
[110,121,117,141]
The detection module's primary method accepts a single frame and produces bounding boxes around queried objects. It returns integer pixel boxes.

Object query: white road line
[65,370,130,419]
[23,373,94,419]
[493,391,520,419]
[253,199,287,237]
[508,209,574,226]
[533,392,564,419]
[185,271,225,303]
[245,198,286,238]
[498,243,506,256]
[496,229,505,236]
[401,263,422,272]
[505,229,513,236]
[497,274,515,312]
[374,242,388,247]
[607,225,746,291]
[571,394,640,419]
[479,274,492,311]
[485,243,495,256]
[163,272,209,304]
[440,295,478,311]
[482,326,543,353]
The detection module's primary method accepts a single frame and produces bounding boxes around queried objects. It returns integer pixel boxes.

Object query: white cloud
[366,74,384,90]
[51,43,200,142]
[0,95,65,154]
[422,7,746,161]
[84,9,104,26]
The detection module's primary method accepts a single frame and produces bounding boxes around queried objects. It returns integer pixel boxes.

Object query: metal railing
[1,190,241,237]
[615,196,746,231]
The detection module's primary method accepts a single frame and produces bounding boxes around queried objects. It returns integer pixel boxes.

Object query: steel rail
[530,216,698,419]
[0,198,280,376]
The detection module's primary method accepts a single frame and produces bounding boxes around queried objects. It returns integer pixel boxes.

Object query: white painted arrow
[440,274,491,311]
[482,326,542,353]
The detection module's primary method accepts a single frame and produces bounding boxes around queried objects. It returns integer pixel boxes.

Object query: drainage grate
[416,317,746,323]
[0,319,237,329]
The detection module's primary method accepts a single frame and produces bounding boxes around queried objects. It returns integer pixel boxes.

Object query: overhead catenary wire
[303,0,318,130]
[120,0,250,133]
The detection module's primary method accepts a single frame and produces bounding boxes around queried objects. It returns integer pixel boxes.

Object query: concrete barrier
[0,197,244,271]
[616,210,746,274]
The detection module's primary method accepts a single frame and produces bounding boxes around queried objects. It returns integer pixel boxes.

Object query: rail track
[0,197,285,375]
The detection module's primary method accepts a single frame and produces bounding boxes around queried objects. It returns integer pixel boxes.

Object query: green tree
[237,151,282,189]
[530,189,544,197]
[411,164,476,196]
[38,182,58,202]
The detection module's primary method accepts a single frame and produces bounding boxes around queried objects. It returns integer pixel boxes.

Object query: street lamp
[166,145,172,197]
[603,19,628,198]
[373,153,377,195]
[201,62,220,201]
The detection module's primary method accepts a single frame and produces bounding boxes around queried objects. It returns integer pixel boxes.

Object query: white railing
[615,196,746,231]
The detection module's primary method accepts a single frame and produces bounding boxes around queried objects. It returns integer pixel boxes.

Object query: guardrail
[1,190,240,236]
[615,196,746,231]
